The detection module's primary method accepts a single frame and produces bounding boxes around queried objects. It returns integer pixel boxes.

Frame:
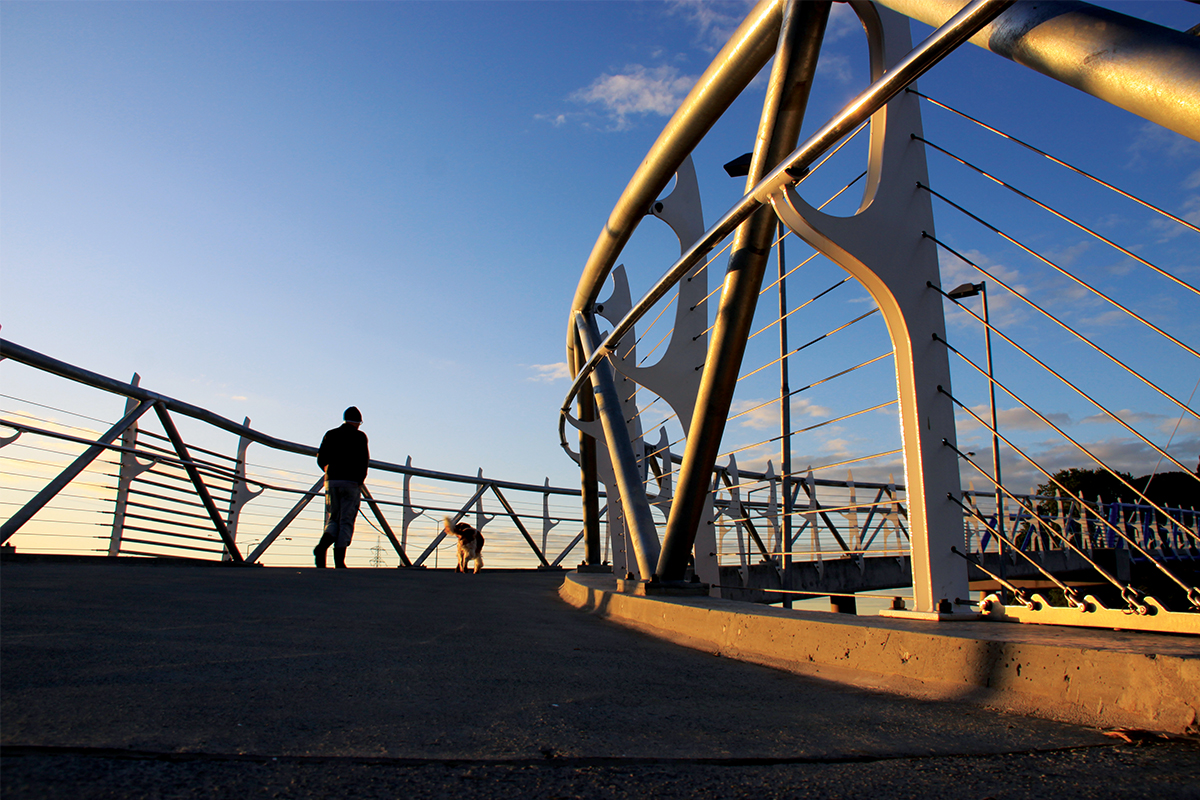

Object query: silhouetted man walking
[314,406,369,568]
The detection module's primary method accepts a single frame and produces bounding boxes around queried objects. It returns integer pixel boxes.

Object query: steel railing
[1,338,597,569]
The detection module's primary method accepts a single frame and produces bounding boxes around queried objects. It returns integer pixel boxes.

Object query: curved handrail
[0,338,581,496]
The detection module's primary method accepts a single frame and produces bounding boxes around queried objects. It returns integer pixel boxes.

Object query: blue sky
[3,0,1198,502]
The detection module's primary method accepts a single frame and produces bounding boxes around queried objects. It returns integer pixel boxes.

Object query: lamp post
[726,152,794,606]
[947,281,1005,594]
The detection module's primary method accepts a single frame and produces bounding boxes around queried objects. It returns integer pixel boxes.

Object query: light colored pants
[319,480,360,549]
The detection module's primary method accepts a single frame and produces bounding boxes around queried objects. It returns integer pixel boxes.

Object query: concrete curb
[560,573,1200,734]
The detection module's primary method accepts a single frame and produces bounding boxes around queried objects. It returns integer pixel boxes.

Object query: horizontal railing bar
[1,338,581,497]
[118,537,225,555]
[128,485,220,509]
[135,428,239,465]
[132,472,234,498]
[121,523,224,543]
[127,506,220,525]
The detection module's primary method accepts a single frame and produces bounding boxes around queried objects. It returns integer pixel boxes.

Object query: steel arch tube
[574,312,661,580]
[876,0,1200,141]
[568,0,784,324]
[659,0,833,581]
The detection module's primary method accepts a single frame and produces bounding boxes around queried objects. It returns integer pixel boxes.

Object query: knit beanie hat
[343,406,362,423]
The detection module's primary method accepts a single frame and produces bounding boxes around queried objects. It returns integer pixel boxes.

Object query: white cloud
[825,2,861,42]
[1080,408,1200,437]
[667,0,757,52]
[935,248,1028,329]
[526,362,571,382]
[1127,121,1200,167]
[955,404,1070,434]
[569,65,699,131]
[816,53,852,83]
[732,396,831,430]
[1182,193,1200,228]
[1047,240,1090,268]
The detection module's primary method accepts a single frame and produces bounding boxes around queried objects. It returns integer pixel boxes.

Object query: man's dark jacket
[317,424,370,484]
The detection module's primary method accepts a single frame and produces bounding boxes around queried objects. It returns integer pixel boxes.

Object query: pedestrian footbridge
[2,2,1199,772]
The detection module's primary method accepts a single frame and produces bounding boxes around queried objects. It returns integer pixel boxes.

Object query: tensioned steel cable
[722,497,900,523]
[621,294,678,361]
[759,172,869,297]
[944,437,1140,601]
[719,400,898,461]
[927,236,1200,423]
[942,407,1197,608]
[943,514,1057,607]
[921,183,1200,360]
[1146,374,1200,485]
[620,237,739,359]
[8,518,109,531]
[908,89,1200,237]
[748,275,852,340]
[933,293,1200,489]
[617,171,875,450]
[692,170,868,341]
[758,252,823,301]
[936,350,1200,548]
[791,449,902,475]
[0,490,114,507]
[136,428,239,465]
[729,353,895,424]
[691,169,868,340]
[1,441,121,463]
[738,309,879,382]
[0,419,320,498]
[919,137,1200,298]
[1,472,113,492]
[637,324,677,366]
[0,395,113,427]
[0,454,114,473]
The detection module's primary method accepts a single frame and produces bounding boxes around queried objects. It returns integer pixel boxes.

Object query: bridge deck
[2,562,1198,798]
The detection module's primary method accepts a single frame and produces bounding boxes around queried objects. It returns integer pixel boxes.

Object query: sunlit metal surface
[877,0,1200,141]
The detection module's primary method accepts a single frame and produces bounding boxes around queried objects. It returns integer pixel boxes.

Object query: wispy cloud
[1127,121,1200,167]
[1181,171,1200,228]
[825,2,861,42]
[667,0,757,52]
[526,362,571,382]
[1080,408,1200,436]
[936,248,1028,328]
[568,65,699,131]
[731,396,830,430]
[955,404,1071,434]
[816,53,853,83]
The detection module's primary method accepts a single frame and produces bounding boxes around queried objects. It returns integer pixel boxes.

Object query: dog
[444,517,484,574]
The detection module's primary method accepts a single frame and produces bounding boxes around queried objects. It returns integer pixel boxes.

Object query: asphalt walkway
[3,562,1197,798]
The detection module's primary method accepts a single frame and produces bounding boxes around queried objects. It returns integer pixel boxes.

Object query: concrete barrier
[560,572,1200,734]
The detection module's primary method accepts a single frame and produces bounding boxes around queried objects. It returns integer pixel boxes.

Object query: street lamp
[947,281,1005,590]
[727,150,794,604]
